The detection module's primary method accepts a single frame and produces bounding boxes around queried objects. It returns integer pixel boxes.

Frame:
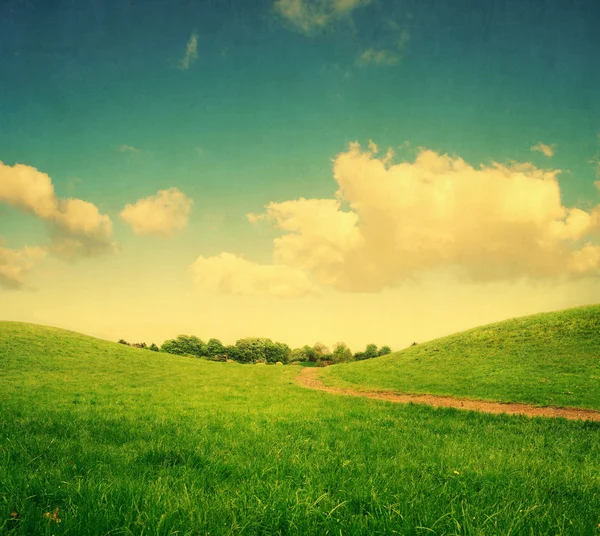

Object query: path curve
[296,367,600,422]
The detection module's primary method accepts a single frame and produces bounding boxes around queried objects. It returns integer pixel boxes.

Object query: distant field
[1,320,600,535]
[320,305,600,410]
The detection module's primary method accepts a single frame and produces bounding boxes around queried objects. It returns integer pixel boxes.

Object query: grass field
[1,319,600,534]
[320,305,600,411]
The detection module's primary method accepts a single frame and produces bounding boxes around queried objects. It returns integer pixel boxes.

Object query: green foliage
[364,344,378,359]
[224,345,239,361]
[206,338,225,357]
[332,342,353,364]
[377,345,391,356]
[149,343,159,352]
[289,347,308,362]
[233,338,291,364]
[160,335,207,358]
[321,304,600,410]
[1,320,600,535]
[265,341,291,364]
[312,342,331,362]
[233,337,267,363]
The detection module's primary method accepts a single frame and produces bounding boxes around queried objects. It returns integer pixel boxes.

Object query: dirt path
[296,367,600,422]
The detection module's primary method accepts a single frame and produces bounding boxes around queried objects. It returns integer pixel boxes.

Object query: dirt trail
[296,367,600,422]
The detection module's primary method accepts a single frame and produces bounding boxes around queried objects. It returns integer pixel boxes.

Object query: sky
[1,0,600,351]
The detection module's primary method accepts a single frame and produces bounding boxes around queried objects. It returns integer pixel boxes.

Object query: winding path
[296,367,600,422]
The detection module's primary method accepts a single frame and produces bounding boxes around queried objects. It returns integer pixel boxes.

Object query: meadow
[320,305,600,411]
[1,318,600,535]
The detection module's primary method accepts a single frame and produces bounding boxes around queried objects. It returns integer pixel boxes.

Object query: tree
[160,335,207,358]
[149,343,159,352]
[364,344,378,359]
[265,341,291,364]
[290,347,308,362]
[302,345,318,363]
[378,345,391,356]
[332,342,353,363]
[234,338,268,363]
[224,345,239,361]
[312,342,331,362]
[207,338,225,357]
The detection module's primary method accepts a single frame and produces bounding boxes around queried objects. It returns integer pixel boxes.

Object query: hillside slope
[2,320,600,534]
[319,304,600,410]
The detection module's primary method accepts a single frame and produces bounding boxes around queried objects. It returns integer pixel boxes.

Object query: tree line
[118,336,391,364]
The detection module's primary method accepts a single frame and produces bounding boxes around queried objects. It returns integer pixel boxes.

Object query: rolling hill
[319,304,600,410]
[1,318,600,534]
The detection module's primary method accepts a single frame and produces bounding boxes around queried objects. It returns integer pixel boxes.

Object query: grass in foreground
[320,304,600,410]
[1,321,600,535]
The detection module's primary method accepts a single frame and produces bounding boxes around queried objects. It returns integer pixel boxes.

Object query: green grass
[1,320,600,534]
[320,304,600,410]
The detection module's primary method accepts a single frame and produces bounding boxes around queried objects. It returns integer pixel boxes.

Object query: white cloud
[0,161,115,259]
[531,142,555,157]
[274,0,371,33]
[205,142,600,296]
[358,48,400,66]
[191,252,318,298]
[117,145,140,154]
[260,198,363,286]
[0,245,47,290]
[357,29,410,66]
[120,188,193,237]
[179,32,198,70]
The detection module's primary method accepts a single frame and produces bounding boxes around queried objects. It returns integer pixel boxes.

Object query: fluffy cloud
[253,198,363,286]
[0,245,47,290]
[199,142,600,296]
[274,0,371,33]
[327,143,600,289]
[179,32,198,70]
[0,161,115,259]
[191,253,318,298]
[120,188,193,237]
[357,30,410,66]
[531,142,555,157]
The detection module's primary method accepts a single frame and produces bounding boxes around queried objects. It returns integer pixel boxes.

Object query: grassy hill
[1,320,600,534]
[320,304,600,410]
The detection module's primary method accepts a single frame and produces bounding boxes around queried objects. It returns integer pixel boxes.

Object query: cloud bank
[120,188,193,237]
[192,142,600,297]
[0,161,115,260]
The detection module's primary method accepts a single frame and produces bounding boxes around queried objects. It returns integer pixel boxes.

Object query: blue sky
[1,0,599,348]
